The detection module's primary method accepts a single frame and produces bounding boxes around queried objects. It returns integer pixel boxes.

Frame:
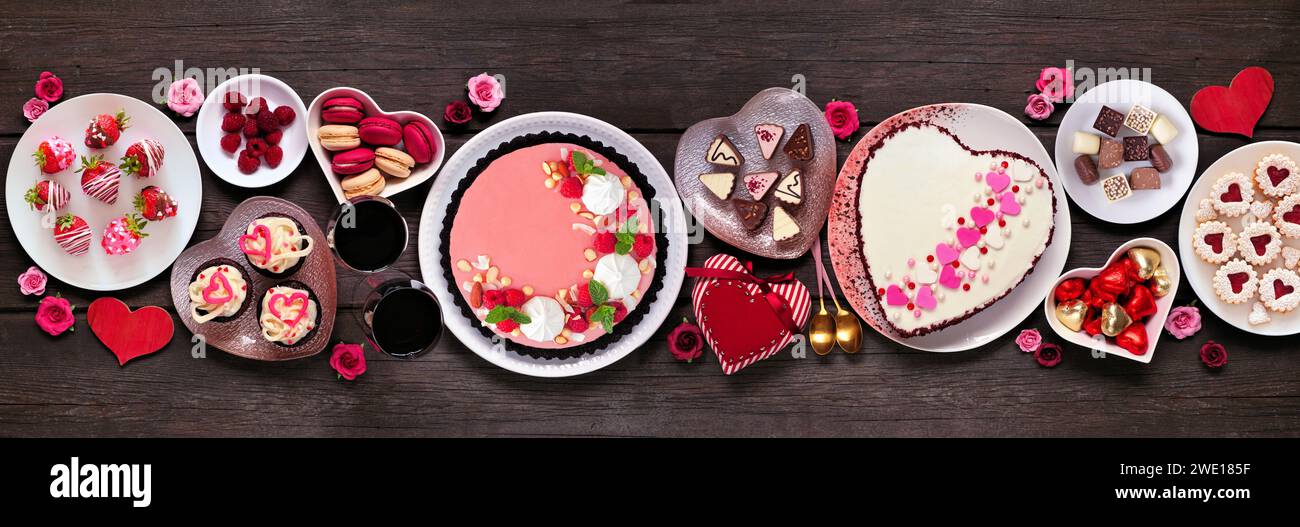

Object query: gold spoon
[809,296,836,356]
[831,294,862,353]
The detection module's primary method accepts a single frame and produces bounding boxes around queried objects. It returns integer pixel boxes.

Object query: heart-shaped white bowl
[1042,237,1180,363]
[307,87,445,203]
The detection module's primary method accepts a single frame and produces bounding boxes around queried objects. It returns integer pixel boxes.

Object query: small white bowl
[1042,237,1181,363]
[307,87,445,203]
[195,74,309,188]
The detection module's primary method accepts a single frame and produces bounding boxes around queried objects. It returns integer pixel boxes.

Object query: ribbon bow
[686,260,803,335]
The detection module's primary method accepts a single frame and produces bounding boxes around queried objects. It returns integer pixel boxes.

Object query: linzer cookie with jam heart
[674,87,836,259]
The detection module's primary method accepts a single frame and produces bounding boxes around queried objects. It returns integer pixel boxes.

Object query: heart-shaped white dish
[307,87,445,203]
[1042,237,1180,363]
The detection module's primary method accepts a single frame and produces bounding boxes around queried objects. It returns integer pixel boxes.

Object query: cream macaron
[318,125,361,151]
[374,147,415,178]
[341,168,385,198]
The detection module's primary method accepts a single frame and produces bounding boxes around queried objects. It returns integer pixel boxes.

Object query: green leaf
[588,280,609,306]
[592,305,616,333]
[485,306,532,325]
[615,232,634,255]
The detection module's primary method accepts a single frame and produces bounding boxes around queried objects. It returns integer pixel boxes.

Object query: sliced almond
[472,273,483,283]
[554,336,568,345]
[544,177,556,189]
[639,259,651,273]
[486,266,499,284]
[621,176,633,187]
[456,259,472,272]
[522,285,534,296]
[630,289,641,299]
[469,282,484,309]
[500,276,512,287]
[582,269,594,280]
[584,248,597,262]
[510,329,521,337]
[569,202,583,214]
[578,212,595,220]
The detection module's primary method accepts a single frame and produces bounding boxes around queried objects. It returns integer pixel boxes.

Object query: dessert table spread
[2,1,1299,437]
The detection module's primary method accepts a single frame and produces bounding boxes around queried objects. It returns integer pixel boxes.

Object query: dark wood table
[2,1,1297,437]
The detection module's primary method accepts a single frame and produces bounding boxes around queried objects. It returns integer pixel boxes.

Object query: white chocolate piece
[1150,115,1179,144]
[1072,132,1101,155]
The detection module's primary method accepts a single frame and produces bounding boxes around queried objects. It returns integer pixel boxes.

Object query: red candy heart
[1054,277,1086,302]
[1283,205,1300,225]
[1228,272,1251,294]
[1083,309,1104,337]
[1267,166,1291,186]
[1190,66,1274,138]
[1095,263,1131,295]
[1220,183,1242,203]
[1275,279,1295,299]
[87,298,174,366]
[1116,323,1149,356]
[1123,285,1158,321]
[1250,234,1272,256]
[1204,232,1225,253]
[1121,257,1144,283]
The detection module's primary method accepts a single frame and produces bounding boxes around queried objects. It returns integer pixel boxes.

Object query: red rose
[1200,340,1228,369]
[35,72,63,103]
[667,319,704,362]
[824,100,860,141]
[329,342,367,380]
[443,100,472,125]
[35,295,74,336]
[1034,342,1062,368]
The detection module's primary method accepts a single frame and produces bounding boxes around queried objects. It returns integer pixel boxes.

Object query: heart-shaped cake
[691,253,810,374]
[847,110,1057,337]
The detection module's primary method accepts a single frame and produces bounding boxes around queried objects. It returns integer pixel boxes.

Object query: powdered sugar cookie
[1237,221,1282,265]
[1195,198,1218,222]
[1284,246,1300,269]
[1250,200,1273,221]
[1259,268,1300,313]
[1213,259,1257,304]
[1248,302,1271,325]
[1192,221,1237,264]
[1274,193,1300,239]
[1210,172,1254,217]
[1255,153,1299,197]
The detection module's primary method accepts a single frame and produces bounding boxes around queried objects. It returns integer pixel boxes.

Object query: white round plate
[418,112,688,377]
[6,93,202,291]
[829,103,1071,352]
[195,74,307,188]
[1178,140,1300,336]
[1054,79,1198,223]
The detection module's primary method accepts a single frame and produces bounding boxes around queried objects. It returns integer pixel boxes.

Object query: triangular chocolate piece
[774,170,803,205]
[783,123,813,161]
[698,172,735,200]
[706,134,744,166]
[733,199,768,231]
[742,171,778,200]
[754,123,784,160]
[772,205,800,241]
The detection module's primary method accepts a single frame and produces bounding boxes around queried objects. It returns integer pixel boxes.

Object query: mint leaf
[570,150,607,176]
[615,232,635,255]
[485,306,532,325]
[592,305,616,333]
[588,280,609,306]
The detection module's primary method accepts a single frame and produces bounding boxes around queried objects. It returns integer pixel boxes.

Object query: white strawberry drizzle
[56,223,91,256]
[82,165,122,204]
[139,139,165,176]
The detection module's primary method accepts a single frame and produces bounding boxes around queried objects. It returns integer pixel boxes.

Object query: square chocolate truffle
[1129,167,1161,190]
[1123,136,1149,161]
[1093,106,1125,136]
[1099,138,1124,169]
[1124,104,1158,135]
[1102,173,1132,202]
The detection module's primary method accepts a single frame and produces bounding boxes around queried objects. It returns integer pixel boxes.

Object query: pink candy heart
[999,192,1021,216]
[202,270,234,304]
[956,227,982,248]
[238,224,274,264]
[970,207,995,228]
[914,285,937,310]
[987,171,1010,193]
[935,243,960,265]
[939,264,961,289]
[885,285,909,306]
[268,291,310,328]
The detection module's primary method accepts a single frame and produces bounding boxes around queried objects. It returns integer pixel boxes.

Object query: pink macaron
[321,97,365,124]
[403,121,437,164]
[358,116,402,146]
[331,147,375,175]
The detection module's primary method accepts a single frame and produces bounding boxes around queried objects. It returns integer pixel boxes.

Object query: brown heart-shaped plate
[169,196,337,360]
[674,87,836,259]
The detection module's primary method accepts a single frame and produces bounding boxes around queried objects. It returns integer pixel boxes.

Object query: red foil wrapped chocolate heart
[1116,323,1149,356]
[1123,284,1158,321]
[1054,277,1086,302]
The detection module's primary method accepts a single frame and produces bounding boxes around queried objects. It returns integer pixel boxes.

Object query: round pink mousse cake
[444,132,666,358]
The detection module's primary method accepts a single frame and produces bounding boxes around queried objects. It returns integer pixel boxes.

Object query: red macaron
[331,147,375,175]
[358,116,402,146]
[403,120,437,164]
[321,97,365,124]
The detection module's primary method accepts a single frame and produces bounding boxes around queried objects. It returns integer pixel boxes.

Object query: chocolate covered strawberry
[101,213,148,256]
[32,136,76,174]
[119,138,166,178]
[134,185,178,221]
[24,180,70,212]
[85,110,130,148]
[53,214,91,256]
[77,155,122,204]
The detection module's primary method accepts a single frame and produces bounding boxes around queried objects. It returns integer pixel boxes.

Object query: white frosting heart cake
[858,121,1056,336]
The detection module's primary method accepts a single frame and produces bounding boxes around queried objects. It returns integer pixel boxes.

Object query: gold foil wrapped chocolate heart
[1150,267,1173,297]
[1055,299,1089,332]
[1127,247,1161,280]
[1099,302,1132,337]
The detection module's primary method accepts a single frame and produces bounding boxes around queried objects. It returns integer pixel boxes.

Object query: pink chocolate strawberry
[32,136,76,174]
[101,213,148,255]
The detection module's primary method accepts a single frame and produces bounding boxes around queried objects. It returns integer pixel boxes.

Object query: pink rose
[667,319,705,362]
[1164,306,1202,340]
[824,100,860,141]
[1024,93,1054,121]
[166,78,204,117]
[1034,343,1063,368]
[18,266,47,296]
[35,296,74,336]
[330,342,367,380]
[35,72,63,103]
[1035,67,1074,103]
[466,73,504,112]
[1014,328,1042,353]
[23,97,49,123]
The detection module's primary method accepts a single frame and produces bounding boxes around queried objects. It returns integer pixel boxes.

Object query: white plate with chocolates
[1054,79,1197,224]
[1179,141,1300,336]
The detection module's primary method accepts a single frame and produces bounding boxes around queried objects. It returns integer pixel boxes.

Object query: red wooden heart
[1191,66,1274,138]
[691,254,810,375]
[87,298,174,366]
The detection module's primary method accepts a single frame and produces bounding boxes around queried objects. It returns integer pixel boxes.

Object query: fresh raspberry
[264,129,283,145]
[246,138,268,157]
[257,111,279,133]
[504,288,526,308]
[482,289,503,309]
[558,176,583,198]
[242,119,260,138]
[222,91,247,111]
[574,282,593,308]
[609,302,628,323]
[265,146,283,168]
[220,133,242,153]
[245,97,268,115]
[221,113,246,132]
[593,232,617,254]
[566,313,589,332]
[237,150,260,174]
[274,106,296,126]
[633,234,654,259]
[496,319,519,333]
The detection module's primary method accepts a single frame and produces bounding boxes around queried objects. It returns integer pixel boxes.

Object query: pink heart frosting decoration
[986,171,1010,193]
[935,243,960,265]
[268,292,310,328]
[939,264,961,289]
[914,285,937,310]
[201,270,234,304]
[970,207,995,228]
[238,224,274,264]
[999,192,1021,216]
[885,285,909,306]
[956,227,982,248]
